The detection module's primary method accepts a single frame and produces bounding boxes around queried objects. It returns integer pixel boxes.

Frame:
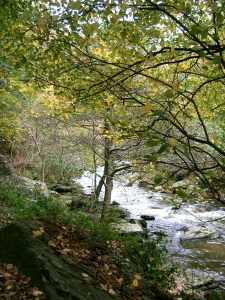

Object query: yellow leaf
[6,264,14,270]
[32,230,44,238]
[32,227,44,238]
[152,85,158,92]
[134,274,141,280]
[103,264,110,271]
[144,102,152,113]
[3,273,12,278]
[132,279,139,287]
[5,280,16,285]
[176,4,183,11]
[6,285,13,290]
[168,138,177,147]
[173,82,180,91]
[57,235,63,240]
[160,39,165,48]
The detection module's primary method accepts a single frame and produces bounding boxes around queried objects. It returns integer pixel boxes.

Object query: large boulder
[0,221,116,300]
[0,154,12,175]
[141,215,155,221]
[54,184,73,193]
[182,226,219,241]
[2,175,49,197]
[172,180,189,189]
[0,155,49,197]
[112,220,144,234]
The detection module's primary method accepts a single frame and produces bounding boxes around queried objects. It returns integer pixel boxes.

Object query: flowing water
[75,169,225,288]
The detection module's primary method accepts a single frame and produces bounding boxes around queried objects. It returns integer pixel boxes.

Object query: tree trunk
[95,114,113,203]
[101,134,114,218]
[101,171,113,219]
[95,172,106,201]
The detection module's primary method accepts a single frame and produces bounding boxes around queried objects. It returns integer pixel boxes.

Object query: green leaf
[157,144,169,154]
[150,154,158,163]
[176,189,189,199]
[190,25,202,35]
[144,154,158,163]
[217,13,224,26]
[164,89,174,98]
[130,34,140,43]
[200,29,208,39]
[120,29,127,39]
[202,65,208,71]
[154,177,163,184]
[199,50,206,57]
[212,56,222,64]
[182,144,189,156]
[153,109,164,116]
[146,139,159,147]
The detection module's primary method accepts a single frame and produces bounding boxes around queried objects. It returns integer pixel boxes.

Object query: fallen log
[0,221,115,300]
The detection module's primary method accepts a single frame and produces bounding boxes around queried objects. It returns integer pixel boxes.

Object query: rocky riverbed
[76,169,225,290]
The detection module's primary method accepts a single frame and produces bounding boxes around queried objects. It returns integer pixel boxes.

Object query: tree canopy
[0,0,225,200]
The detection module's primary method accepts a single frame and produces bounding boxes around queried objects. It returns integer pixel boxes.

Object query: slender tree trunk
[101,172,113,219]
[95,113,111,202]
[95,170,106,201]
[101,135,113,219]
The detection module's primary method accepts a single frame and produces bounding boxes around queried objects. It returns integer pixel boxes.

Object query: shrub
[0,183,72,222]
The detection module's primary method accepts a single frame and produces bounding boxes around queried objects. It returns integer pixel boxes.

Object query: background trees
[0,0,224,206]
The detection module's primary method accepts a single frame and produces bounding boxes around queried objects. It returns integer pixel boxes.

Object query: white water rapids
[75,168,225,287]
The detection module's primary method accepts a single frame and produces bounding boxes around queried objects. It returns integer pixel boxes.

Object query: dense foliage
[0,0,224,202]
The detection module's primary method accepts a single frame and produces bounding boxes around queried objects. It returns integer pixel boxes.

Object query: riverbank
[0,181,180,299]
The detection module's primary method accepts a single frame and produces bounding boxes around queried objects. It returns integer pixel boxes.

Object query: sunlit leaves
[144,102,152,113]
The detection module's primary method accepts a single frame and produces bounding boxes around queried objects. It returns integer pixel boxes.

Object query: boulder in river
[112,220,143,234]
[182,226,219,241]
[141,215,156,221]
[154,186,164,192]
[54,184,73,193]
[172,180,189,189]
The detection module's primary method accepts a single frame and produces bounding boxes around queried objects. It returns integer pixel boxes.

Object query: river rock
[54,184,73,193]
[49,190,60,200]
[111,201,120,206]
[0,154,12,175]
[58,194,73,205]
[141,215,155,221]
[182,226,218,240]
[112,221,143,234]
[154,186,163,191]
[139,219,148,228]
[172,180,189,189]
[129,218,148,228]
[174,170,189,182]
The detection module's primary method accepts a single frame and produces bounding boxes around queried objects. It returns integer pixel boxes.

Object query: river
[76,169,225,289]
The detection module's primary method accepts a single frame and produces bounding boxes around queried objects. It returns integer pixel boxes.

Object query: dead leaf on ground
[100,283,108,291]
